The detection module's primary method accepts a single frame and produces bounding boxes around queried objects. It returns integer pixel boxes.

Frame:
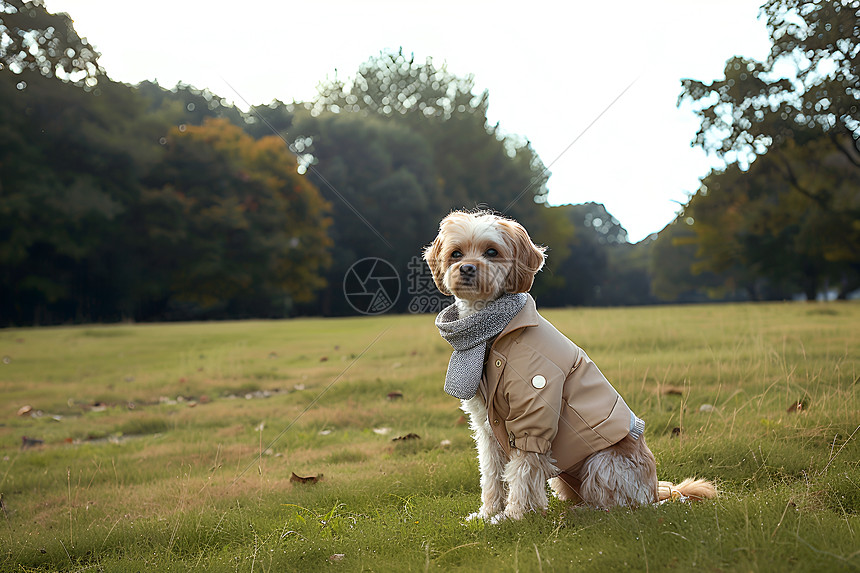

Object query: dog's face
[424,211,546,302]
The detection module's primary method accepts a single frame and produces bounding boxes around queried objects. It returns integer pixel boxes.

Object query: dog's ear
[498,219,546,294]
[423,236,451,296]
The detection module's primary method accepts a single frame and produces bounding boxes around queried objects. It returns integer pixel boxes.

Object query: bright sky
[47,0,772,242]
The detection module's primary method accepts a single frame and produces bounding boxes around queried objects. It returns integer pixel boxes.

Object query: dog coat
[478,295,643,472]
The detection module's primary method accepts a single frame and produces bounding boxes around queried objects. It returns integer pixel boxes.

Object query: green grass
[1,302,858,571]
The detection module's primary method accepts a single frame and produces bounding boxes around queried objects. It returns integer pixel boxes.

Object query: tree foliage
[0,3,332,324]
[142,119,331,318]
[532,203,658,307]
[311,49,551,221]
[675,0,860,299]
[314,48,484,122]
[273,110,434,314]
[684,137,859,299]
[0,0,101,85]
[680,0,859,162]
[278,49,558,313]
[0,65,154,323]
[5,3,723,324]
[650,216,751,302]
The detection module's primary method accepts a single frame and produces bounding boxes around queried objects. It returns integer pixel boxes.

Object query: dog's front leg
[496,448,558,522]
[461,397,506,520]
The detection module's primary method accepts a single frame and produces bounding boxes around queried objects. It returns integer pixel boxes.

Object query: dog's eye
[451,251,463,259]
[485,248,498,258]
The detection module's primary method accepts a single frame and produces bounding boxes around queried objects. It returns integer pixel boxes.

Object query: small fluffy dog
[425,210,715,522]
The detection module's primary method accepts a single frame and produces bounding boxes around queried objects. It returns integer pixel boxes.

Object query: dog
[424,210,715,522]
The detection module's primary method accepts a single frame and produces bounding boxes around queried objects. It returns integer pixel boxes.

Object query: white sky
[47,0,772,242]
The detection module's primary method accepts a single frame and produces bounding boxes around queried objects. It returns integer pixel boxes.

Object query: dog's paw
[465,502,505,522]
[488,511,509,525]
[495,505,543,522]
[464,508,495,522]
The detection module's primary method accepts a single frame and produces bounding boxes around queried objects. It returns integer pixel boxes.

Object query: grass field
[1,302,858,572]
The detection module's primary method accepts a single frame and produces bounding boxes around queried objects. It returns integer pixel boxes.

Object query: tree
[530,203,659,307]
[314,48,484,123]
[312,49,551,221]
[600,240,659,306]
[533,204,608,306]
[680,0,859,164]
[285,110,438,314]
[142,118,331,318]
[0,0,101,86]
[684,140,858,299]
[135,80,247,131]
[0,64,159,323]
[650,216,750,302]
[678,0,860,297]
[254,49,558,314]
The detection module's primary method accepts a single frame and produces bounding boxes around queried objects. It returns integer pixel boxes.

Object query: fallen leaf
[787,400,806,413]
[661,386,684,396]
[698,404,715,413]
[21,436,44,449]
[671,427,682,437]
[387,391,403,400]
[440,439,452,447]
[290,472,322,484]
[373,427,391,436]
[319,356,328,362]
[16,405,32,416]
[392,433,420,442]
[329,554,345,562]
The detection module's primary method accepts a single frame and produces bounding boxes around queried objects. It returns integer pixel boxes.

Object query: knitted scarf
[435,293,527,399]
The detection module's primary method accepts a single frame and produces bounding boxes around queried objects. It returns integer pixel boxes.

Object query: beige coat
[479,295,640,472]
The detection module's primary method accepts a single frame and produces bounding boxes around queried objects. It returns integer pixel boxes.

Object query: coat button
[531,375,546,389]
[493,419,500,426]
[495,360,502,368]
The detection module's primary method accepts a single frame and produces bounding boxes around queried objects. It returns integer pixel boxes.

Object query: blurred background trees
[1,0,857,325]
[666,0,860,300]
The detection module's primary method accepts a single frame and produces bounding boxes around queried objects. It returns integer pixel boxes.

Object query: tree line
[1,0,857,326]
[653,0,860,301]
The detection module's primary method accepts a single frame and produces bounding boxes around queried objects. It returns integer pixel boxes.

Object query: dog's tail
[657,478,716,502]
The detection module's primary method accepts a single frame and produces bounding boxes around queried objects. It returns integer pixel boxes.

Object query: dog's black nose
[460,264,477,277]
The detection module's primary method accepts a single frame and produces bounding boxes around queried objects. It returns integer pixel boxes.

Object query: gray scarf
[435,293,527,399]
